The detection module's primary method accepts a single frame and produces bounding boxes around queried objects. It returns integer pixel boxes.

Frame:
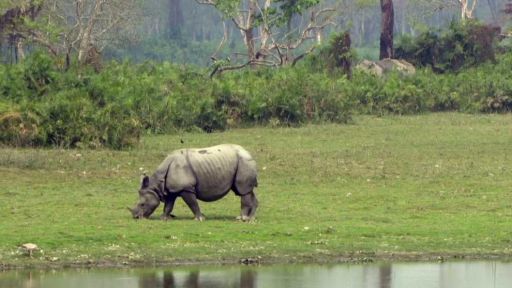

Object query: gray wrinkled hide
[154,144,257,201]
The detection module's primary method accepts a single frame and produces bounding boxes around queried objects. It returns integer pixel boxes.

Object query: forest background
[1,0,512,149]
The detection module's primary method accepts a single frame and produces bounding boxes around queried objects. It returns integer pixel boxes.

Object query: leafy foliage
[2,47,512,149]
[0,51,353,148]
[273,0,320,26]
[309,31,354,77]
[395,20,500,73]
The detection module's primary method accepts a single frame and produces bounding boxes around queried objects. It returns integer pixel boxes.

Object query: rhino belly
[194,169,235,201]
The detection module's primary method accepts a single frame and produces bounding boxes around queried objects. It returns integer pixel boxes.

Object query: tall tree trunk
[458,0,478,20]
[77,0,103,65]
[245,26,255,62]
[487,0,497,22]
[359,11,365,47]
[259,0,272,50]
[245,0,257,64]
[379,0,394,59]
[168,0,183,38]
[505,0,512,14]
[16,38,25,61]
[0,2,42,63]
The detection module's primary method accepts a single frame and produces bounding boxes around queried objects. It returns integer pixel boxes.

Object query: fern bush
[2,48,512,149]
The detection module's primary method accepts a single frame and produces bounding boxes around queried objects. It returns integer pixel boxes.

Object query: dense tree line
[1,0,511,66]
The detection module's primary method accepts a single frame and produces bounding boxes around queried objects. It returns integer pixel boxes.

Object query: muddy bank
[2,252,512,271]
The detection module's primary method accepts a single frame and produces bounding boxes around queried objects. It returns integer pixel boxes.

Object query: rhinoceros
[128,144,259,221]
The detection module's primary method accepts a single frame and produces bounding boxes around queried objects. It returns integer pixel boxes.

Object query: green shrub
[0,55,143,149]
[307,31,354,77]
[23,52,58,97]
[0,108,43,147]
[396,20,499,73]
[20,89,142,149]
[0,64,30,100]
[2,48,512,150]
[95,103,142,149]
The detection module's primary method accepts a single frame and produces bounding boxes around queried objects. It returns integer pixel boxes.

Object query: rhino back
[187,145,239,200]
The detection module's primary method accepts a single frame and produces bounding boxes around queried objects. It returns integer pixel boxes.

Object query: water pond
[1,261,511,288]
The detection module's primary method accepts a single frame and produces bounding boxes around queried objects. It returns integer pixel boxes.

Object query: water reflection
[0,261,511,288]
[379,265,392,288]
[138,269,256,288]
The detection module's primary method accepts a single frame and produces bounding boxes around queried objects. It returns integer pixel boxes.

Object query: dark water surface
[1,261,511,288]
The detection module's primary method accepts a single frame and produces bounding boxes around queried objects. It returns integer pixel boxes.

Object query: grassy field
[1,113,512,268]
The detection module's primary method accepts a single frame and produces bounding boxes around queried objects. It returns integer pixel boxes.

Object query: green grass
[1,113,512,268]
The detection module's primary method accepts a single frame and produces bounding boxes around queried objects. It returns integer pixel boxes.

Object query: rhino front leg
[240,191,258,221]
[161,195,178,220]
[181,192,205,221]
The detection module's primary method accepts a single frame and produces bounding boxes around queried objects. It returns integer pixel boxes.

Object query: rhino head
[128,175,160,219]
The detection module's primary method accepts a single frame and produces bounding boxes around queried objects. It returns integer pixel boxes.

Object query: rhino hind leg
[233,153,258,221]
[233,154,258,193]
[239,191,258,221]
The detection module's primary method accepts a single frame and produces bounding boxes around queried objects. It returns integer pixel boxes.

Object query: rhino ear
[141,175,150,189]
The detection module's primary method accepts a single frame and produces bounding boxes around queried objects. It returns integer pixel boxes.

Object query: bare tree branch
[211,20,228,60]
[195,0,217,5]
[210,60,252,78]
[28,31,60,55]
[198,0,336,74]
[292,45,317,67]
